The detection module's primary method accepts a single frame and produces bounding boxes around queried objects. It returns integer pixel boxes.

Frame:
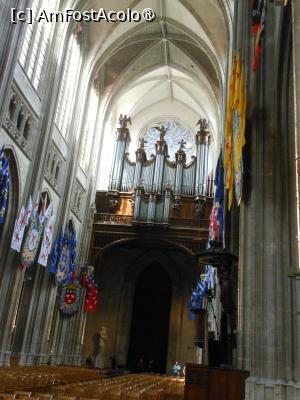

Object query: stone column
[68,294,87,366]
[0,265,25,366]
[19,267,46,365]
[19,268,58,365]
[0,0,29,366]
[292,0,300,264]
[289,0,300,392]
[236,1,299,399]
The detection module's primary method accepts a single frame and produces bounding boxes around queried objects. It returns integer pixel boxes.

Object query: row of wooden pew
[51,374,184,400]
[0,367,185,400]
[0,366,104,392]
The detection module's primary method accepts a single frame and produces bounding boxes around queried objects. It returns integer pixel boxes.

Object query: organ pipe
[108,116,211,222]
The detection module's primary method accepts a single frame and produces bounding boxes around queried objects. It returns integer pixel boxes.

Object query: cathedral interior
[0,1,299,400]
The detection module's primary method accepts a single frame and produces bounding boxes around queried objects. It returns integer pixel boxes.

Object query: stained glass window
[141,119,195,161]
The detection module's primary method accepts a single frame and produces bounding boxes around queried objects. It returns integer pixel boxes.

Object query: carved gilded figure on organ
[196,118,209,132]
[154,125,168,142]
[138,138,147,149]
[178,139,187,152]
[118,114,131,128]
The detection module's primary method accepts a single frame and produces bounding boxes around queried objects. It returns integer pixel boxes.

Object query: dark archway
[127,262,172,373]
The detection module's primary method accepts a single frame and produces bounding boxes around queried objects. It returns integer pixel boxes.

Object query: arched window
[0,149,19,244]
[55,31,82,139]
[19,0,59,91]
[79,87,99,172]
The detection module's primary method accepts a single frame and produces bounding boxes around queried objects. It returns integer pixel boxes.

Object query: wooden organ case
[90,116,214,260]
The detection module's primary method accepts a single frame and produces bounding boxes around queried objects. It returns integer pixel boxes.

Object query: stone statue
[119,114,131,128]
[196,118,209,131]
[178,139,186,151]
[92,326,107,368]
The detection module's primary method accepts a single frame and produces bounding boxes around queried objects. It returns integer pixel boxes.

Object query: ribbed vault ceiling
[72,0,233,185]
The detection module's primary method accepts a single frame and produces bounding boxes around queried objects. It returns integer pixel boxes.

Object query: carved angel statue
[119,114,132,128]
[196,118,209,132]
[139,138,147,149]
[178,139,186,151]
[154,125,168,141]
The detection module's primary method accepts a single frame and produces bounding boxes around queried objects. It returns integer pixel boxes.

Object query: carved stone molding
[71,179,86,221]
[3,85,37,157]
[44,141,64,191]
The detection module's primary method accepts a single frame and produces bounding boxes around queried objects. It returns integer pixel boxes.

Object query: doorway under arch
[127,262,172,373]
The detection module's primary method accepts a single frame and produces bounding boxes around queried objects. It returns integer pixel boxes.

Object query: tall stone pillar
[236,2,299,399]
[0,0,30,367]
[292,0,300,263]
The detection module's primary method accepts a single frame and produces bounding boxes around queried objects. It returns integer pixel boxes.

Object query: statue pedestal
[94,354,105,368]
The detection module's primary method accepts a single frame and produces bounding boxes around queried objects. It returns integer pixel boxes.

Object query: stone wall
[0,3,99,367]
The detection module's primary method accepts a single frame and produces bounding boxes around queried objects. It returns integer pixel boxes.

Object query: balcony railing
[94,213,208,230]
[169,218,209,229]
[94,213,133,225]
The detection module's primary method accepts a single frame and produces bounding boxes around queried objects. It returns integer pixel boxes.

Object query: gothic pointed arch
[0,146,20,259]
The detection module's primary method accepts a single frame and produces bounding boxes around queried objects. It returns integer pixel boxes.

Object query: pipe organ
[107,116,213,225]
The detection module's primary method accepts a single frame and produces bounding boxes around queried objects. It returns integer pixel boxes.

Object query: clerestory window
[55,31,82,139]
[79,87,99,172]
[19,0,59,91]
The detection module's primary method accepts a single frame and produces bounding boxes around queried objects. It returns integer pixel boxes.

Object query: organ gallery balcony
[90,190,213,260]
